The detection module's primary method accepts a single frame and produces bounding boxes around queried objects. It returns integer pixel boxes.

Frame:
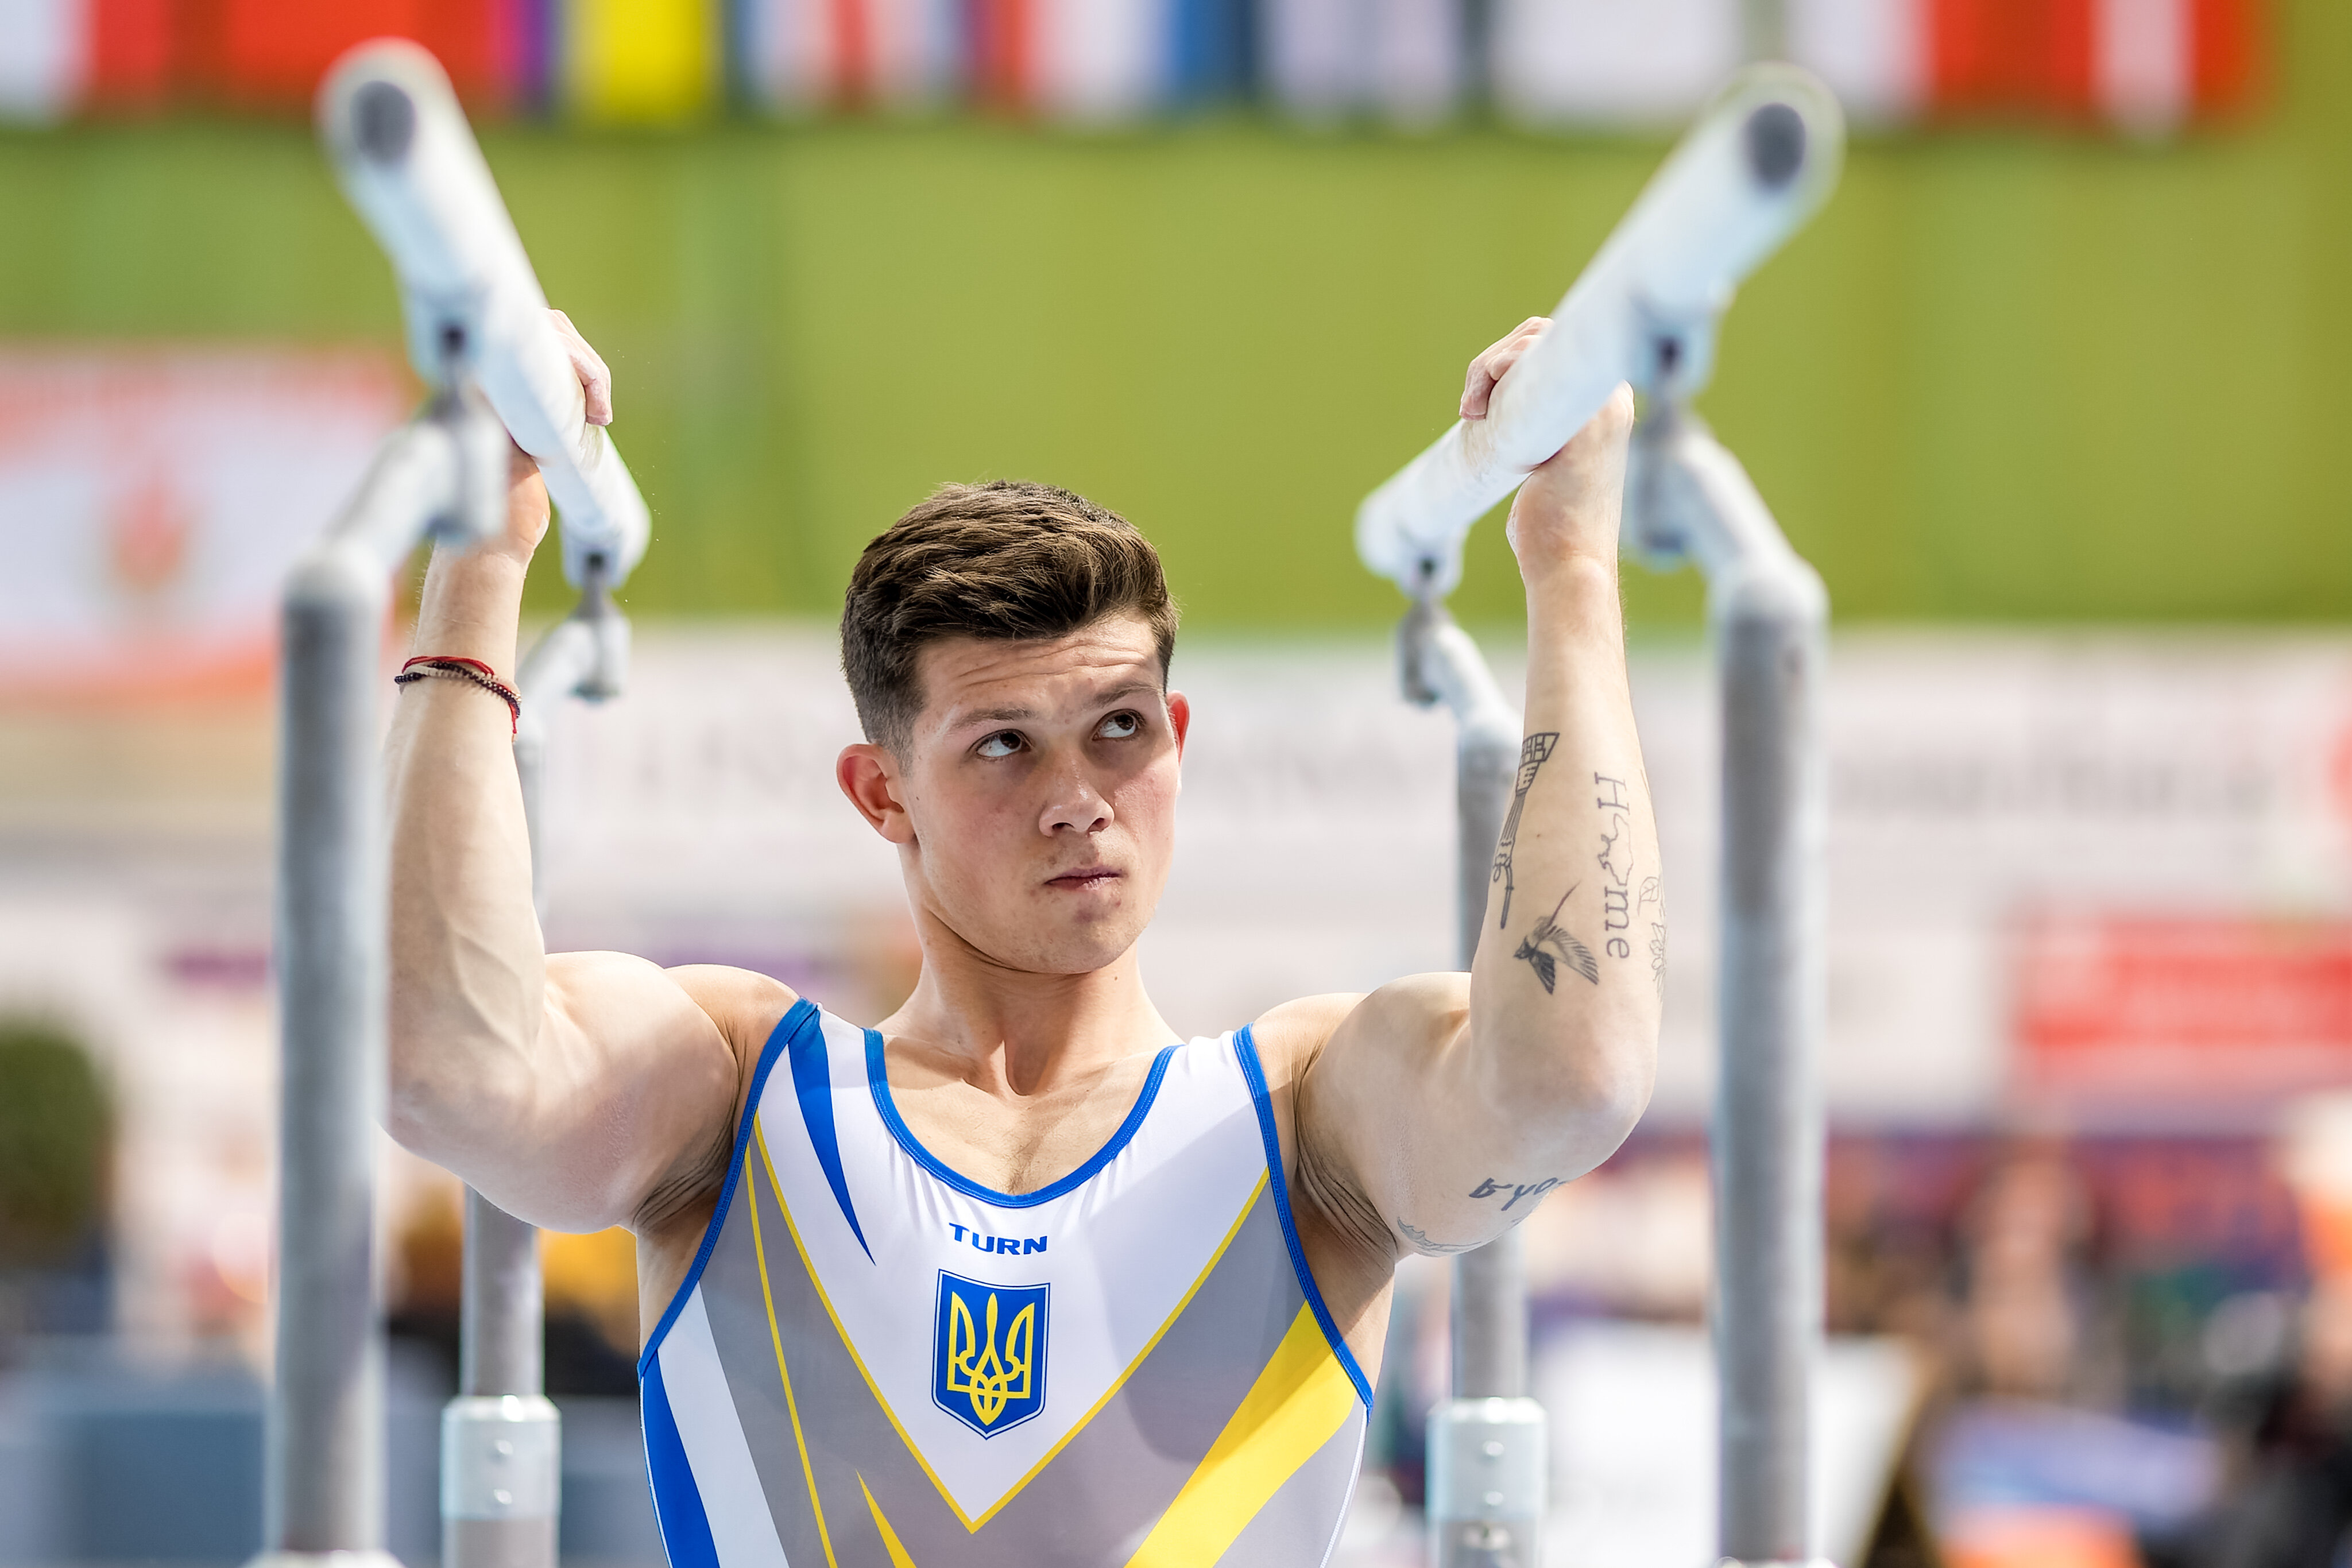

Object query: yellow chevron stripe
[756,1124,975,1528]
[860,1476,922,1568]
[1121,1304,1361,1568]
[755,1122,1267,1534]
[743,1152,842,1568]
[982,1171,1268,1522]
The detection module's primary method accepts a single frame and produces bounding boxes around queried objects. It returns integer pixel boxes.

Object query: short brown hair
[841,481,1179,753]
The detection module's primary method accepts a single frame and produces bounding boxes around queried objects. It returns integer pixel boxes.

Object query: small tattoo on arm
[1397,1219,1480,1256]
[1649,919,1668,1001]
[1637,876,1659,916]
[1514,886,1599,994]
[1491,733,1560,928]
[1596,776,1636,959]
[1469,1175,1564,1211]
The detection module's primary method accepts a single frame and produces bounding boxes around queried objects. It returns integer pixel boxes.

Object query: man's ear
[837,742,915,844]
[1167,691,1191,761]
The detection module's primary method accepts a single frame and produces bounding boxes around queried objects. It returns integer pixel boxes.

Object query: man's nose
[1040,762,1112,836]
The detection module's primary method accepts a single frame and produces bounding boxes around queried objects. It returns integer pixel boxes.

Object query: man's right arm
[384,335,787,1237]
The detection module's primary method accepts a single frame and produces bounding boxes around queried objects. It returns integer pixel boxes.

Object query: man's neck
[875,918,1175,1100]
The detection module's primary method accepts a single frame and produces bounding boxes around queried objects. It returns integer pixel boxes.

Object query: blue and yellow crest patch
[931,1271,1048,1438]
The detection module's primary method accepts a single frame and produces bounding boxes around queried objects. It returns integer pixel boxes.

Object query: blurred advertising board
[2016,913,2352,1105]
[519,629,2352,1129]
[0,347,408,702]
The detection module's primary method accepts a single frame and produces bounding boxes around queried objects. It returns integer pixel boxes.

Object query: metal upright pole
[443,1187,560,1568]
[1630,404,1828,1568]
[443,577,626,1568]
[272,533,397,1561]
[1399,602,1549,1568]
[1711,530,1826,1565]
[1437,615,1529,1410]
[260,380,506,1568]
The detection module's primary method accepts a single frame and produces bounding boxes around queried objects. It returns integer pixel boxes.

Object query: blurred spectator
[1827,1136,1954,1351]
[2199,1279,2352,1568]
[1957,1138,2114,1405]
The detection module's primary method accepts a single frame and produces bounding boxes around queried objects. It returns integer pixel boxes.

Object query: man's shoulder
[1246,990,1363,1087]
[663,962,804,1080]
[1250,973,1471,1085]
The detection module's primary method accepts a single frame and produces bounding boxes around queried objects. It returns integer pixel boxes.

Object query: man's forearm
[384,547,547,1151]
[1465,555,1661,1146]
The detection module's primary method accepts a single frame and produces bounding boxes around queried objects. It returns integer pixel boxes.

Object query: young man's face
[837,613,1189,978]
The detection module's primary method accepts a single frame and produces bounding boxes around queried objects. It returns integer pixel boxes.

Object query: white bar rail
[317,40,651,591]
[1355,65,1843,598]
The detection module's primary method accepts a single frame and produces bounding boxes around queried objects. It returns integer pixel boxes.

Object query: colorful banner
[0,0,2266,129]
[0,348,410,700]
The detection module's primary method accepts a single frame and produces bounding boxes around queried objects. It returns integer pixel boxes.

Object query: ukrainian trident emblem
[931,1271,1048,1438]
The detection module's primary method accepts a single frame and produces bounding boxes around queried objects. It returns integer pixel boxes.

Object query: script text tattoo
[1397,1219,1481,1256]
[1514,885,1599,995]
[1470,1175,1563,1212]
[1491,732,1560,928]
[1596,774,1636,959]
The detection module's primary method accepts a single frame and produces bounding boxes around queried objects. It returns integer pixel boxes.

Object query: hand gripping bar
[1355,65,1844,598]
[316,40,651,591]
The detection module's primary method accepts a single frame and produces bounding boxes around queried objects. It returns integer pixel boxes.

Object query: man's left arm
[1294,324,1662,1261]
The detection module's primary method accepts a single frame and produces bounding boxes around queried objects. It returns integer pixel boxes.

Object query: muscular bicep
[1297,973,1629,1260]
[389,951,780,1236]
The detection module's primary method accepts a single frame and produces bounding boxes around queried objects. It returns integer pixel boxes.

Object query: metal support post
[1398,602,1549,1568]
[257,379,506,1568]
[443,569,629,1568]
[1628,403,1828,1568]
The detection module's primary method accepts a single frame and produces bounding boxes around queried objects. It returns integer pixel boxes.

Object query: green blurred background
[4,1,2347,631]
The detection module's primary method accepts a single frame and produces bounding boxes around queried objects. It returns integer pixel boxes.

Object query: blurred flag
[563,0,719,120]
[1789,0,2263,131]
[1167,0,1254,107]
[1262,0,1464,123]
[0,0,84,122]
[1032,0,1169,121]
[738,0,960,111]
[0,349,409,701]
[212,0,530,110]
[1490,0,1740,127]
[964,0,1192,122]
[0,0,551,121]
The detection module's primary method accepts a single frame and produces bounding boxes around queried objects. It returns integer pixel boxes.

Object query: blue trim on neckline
[1235,1025,1375,1408]
[636,997,819,1380]
[865,1029,1178,1209]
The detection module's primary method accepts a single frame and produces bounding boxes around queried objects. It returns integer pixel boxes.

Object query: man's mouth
[1045,866,1122,891]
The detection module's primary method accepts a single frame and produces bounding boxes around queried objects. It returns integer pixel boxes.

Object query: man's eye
[1097,712,1142,740]
[976,732,1024,759]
